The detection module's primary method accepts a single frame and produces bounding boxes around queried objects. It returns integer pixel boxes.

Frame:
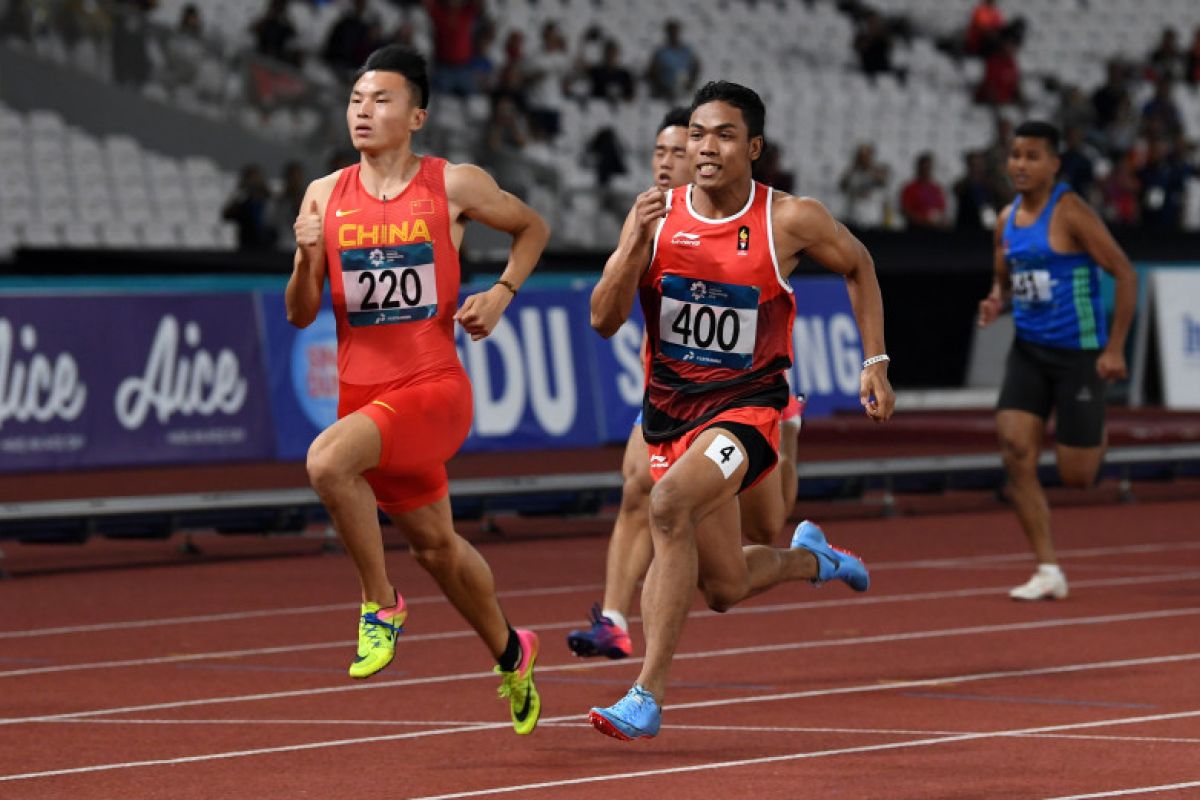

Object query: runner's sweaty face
[687,101,762,191]
[1007,136,1058,195]
[347,70,427,155]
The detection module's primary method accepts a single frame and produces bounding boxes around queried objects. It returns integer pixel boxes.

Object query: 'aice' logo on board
[0,319,87,431]
[115,316,247,429]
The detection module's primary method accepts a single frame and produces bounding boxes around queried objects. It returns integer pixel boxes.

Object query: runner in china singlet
[324,157,463,386]
[640,181,795,442]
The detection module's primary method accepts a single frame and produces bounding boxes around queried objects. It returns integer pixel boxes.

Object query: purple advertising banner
[0,293,276,473]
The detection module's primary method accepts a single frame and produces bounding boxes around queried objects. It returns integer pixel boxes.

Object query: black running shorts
[996,338,1107,448]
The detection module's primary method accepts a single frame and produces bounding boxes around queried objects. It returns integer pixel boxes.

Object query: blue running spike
[790,519,870,592]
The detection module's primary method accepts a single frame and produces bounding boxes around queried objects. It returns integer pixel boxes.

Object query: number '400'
[358,269,422,310]
[670,305,740,351]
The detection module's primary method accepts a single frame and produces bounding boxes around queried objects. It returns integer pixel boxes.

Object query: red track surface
[2,499,1199,799]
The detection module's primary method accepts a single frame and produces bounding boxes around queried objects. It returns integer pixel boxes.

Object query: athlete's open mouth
[697,163,720,178]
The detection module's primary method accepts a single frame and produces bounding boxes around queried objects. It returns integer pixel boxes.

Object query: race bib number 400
[1011,268,1052,304]
[659,274,759,370]
[341,244,438,327]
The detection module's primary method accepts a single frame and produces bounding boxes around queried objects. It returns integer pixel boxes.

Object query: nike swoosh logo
[335,208,361,218]
[513,687,533,723]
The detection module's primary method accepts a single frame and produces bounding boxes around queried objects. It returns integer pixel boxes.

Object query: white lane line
[6,540,1198,640]
[403,710,1200,800]
[0,582,604,640]
[1043,782,1200,799]
[3,608,1197,725]
[1,654,1198,784]
[49,719,1200,745]
[5,570,1199,679]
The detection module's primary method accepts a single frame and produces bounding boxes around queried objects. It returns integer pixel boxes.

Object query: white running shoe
[1009,567,1069,601]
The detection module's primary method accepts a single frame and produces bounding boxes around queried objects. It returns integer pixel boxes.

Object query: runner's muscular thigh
[650,427,750,530]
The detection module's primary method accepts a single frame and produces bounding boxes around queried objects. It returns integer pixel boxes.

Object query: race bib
[659,274,759,370]
[341,244,438,327]
[1011,269,1052,304]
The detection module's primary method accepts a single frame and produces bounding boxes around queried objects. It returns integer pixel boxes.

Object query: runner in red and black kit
[587,81,895,741]
[286,45,549,735]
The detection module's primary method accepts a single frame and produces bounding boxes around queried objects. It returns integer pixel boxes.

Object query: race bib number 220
[341,243,438,327]
[659,274,759,370]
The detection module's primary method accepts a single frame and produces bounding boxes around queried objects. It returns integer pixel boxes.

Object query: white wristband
[862,354,890,369]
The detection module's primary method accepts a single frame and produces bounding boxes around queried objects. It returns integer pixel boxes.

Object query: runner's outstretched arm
[775,196,895,421]
[446,164,550,341]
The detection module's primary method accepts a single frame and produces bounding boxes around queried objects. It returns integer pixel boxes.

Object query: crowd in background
[837,0,1199,232]
[3,0,1200,250]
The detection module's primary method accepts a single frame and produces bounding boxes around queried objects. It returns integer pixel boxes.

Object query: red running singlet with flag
[639,181,795,442]
[324,157,462,386]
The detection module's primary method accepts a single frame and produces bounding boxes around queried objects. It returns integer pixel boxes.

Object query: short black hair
[689,81,766,143]
[658,107,691,133]
[1013,120,1060,153]
[355,44,430,109]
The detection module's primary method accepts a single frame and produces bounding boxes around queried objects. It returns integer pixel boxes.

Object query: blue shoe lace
[361,611,402,647]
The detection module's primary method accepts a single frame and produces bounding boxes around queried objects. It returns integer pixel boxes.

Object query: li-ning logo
[649,454,669,469]
[671,231,701,247]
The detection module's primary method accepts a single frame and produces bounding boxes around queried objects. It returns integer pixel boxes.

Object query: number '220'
[358,268,422,310]
[670,305,740,350]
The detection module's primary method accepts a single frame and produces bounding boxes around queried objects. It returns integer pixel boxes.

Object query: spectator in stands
[838,143,890,228]
[975,30,1022,107]
[588,39,635,103]
[161,4,212,96]
[1147,28,1185,83]
[1136,137,1190,230]
[423,0,482,96]
[964,0,1004,56]
[1186,27,1200,85]
[953,150,999,232]
[481,95,533,196]
[647,19,699,100]
[1091,60,1130,132]
[324,0,380,79]
[466,16,497,94]
[585,127,627,188]
[491,31,533,117]
[223,164,278,251]
[1141,77,1183,139]
[525,21,572,139]
[900,152,948,229]
[1055,85,1093,137]
[54,0,112,52]
[273,160,307,250]
[0,0,34,42]
[111,0,153,88]
[251,0,302,67]
[853,10,895,77]
[1101,94,1140,156]
[983,115,1015,203]
[1100,154,1140,227]
[1058,126,1097,203]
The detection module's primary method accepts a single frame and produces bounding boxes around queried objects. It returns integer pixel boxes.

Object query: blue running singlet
[1002,183,1107,350]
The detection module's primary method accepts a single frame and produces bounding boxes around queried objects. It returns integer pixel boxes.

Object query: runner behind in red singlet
[587,81,895,741]
[285,44,550,735]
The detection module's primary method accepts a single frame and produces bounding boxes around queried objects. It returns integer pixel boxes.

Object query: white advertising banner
[1152,270,1200,410]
